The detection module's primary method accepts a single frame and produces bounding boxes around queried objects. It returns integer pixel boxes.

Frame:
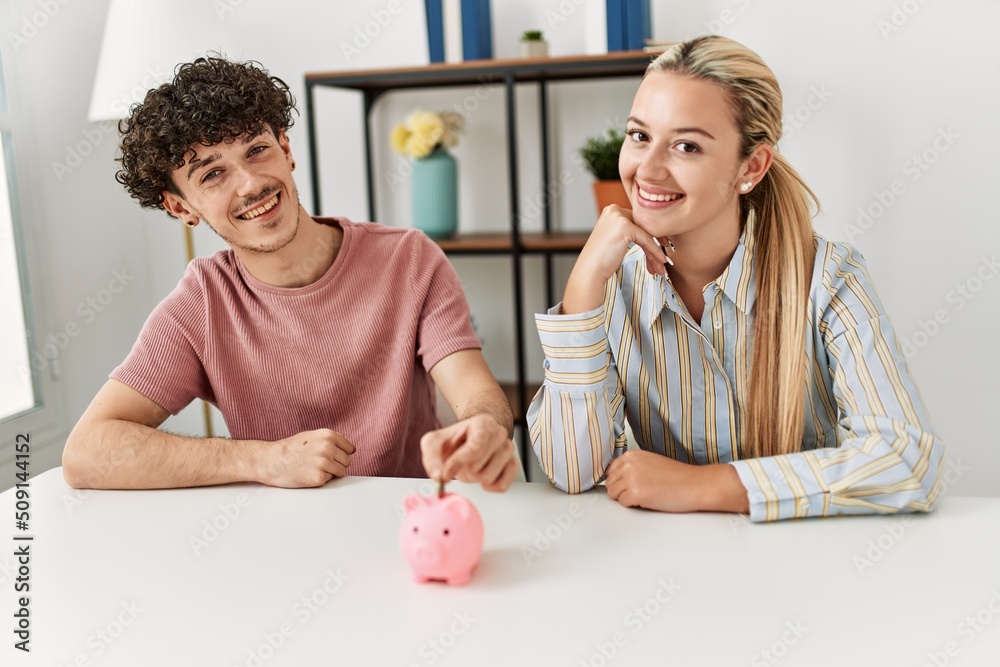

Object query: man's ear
[277,129,295,170]
[162,189,198,226]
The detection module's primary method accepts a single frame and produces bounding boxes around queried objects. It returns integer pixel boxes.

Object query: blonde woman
[527,36,944,522]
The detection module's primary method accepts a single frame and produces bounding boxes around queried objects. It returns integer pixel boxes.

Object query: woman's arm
[527,303,628,493]
[727,242,945,522]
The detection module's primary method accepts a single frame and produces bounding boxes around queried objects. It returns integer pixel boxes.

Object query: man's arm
[62,379,354,489]
[422,349,518,492]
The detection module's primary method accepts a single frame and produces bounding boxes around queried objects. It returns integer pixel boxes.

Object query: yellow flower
[405,134,436,159]
[407,111,444,159]
[390,124,411,155]
[390,109,461,159]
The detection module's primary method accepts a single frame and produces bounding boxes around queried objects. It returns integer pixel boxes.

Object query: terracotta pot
[591,180,631,213]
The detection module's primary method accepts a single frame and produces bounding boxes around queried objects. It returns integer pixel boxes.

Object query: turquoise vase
[411,147,458,239]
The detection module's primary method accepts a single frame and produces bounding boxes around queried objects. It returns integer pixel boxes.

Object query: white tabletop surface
[3,468,999,666]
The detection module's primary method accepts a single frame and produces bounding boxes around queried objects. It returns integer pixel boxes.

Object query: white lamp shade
[88,0,239,121]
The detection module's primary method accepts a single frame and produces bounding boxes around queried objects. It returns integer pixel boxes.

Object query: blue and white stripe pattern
[528,221,944,522]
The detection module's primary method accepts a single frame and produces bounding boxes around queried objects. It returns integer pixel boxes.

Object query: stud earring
[291,160,297,171]
[185,220,197,228]
[739,181,752,193]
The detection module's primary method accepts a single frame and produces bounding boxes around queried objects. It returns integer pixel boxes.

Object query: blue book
[606,0,626,52]
[460,0,493,61]
[623,0,651,51]
[425,0,445,63]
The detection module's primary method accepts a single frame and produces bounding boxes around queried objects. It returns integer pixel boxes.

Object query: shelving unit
[304,50,659,472]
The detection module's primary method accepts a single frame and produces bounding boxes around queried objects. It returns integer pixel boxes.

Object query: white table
[3,468,999,666]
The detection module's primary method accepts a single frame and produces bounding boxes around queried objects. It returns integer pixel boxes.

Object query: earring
[667,239,676,252]
[185,220,197,228]
[739,181,752,193]
[291,160,297,171]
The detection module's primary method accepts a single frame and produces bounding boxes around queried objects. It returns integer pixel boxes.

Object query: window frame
[0,48,67,465]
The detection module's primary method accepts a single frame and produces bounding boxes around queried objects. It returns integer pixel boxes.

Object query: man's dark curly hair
[116,56,297,211]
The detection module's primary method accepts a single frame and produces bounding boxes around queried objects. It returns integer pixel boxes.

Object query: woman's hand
[562,205,669,314]
[605,450,749,514]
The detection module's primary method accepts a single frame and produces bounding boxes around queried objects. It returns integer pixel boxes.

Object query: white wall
[1,0,997,497]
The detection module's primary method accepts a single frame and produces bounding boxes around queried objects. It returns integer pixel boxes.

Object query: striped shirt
[527,220,944,522]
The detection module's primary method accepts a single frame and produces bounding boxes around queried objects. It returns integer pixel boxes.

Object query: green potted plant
[578,128,630,213]
[519,30,548,58]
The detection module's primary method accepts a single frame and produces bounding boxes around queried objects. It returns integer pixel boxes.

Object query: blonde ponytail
[743,153,817,457]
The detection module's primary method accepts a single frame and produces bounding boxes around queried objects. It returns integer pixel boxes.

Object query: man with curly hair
[62,57,518,493]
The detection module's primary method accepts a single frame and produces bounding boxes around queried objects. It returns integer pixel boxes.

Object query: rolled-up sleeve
[527,304,626,493]
[730,243,945,522]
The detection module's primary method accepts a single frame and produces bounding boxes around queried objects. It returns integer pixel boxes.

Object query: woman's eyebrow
[626,116,716,140]
[671,127,716,140]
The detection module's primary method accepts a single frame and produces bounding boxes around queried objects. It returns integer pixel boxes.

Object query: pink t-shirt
[111,218,481,478]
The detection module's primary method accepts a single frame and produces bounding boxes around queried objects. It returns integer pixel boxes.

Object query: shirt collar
[716,210,757,315]
[645,210,758,327]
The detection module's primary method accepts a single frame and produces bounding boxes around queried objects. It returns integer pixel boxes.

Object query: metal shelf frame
[304,51,657,473]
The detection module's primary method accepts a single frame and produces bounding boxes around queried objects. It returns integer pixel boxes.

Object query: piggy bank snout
[410,538,443,565]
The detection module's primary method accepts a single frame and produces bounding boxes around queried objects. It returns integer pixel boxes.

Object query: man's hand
[258,428,355,488]
[605,450,749,514]
[420,415,518,493]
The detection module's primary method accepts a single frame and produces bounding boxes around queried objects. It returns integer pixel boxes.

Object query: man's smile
[236,191,281,221]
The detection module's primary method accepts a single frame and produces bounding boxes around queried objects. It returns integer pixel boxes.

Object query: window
[0,48,58,454]
[0,127,36,422]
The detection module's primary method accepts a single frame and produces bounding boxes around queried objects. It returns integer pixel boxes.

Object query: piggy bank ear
[403,493,426,513]
[440,495,471,520]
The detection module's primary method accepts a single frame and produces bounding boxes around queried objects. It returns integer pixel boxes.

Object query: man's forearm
[459,387,514,438]
[63,419,264,490]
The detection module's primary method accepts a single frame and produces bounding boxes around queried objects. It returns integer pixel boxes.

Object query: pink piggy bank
[400,492,484,586]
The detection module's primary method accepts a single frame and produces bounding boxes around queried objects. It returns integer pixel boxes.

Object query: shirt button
[714,321,723,329]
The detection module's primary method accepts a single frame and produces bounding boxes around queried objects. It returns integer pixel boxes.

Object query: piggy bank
[400,492,484,586]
